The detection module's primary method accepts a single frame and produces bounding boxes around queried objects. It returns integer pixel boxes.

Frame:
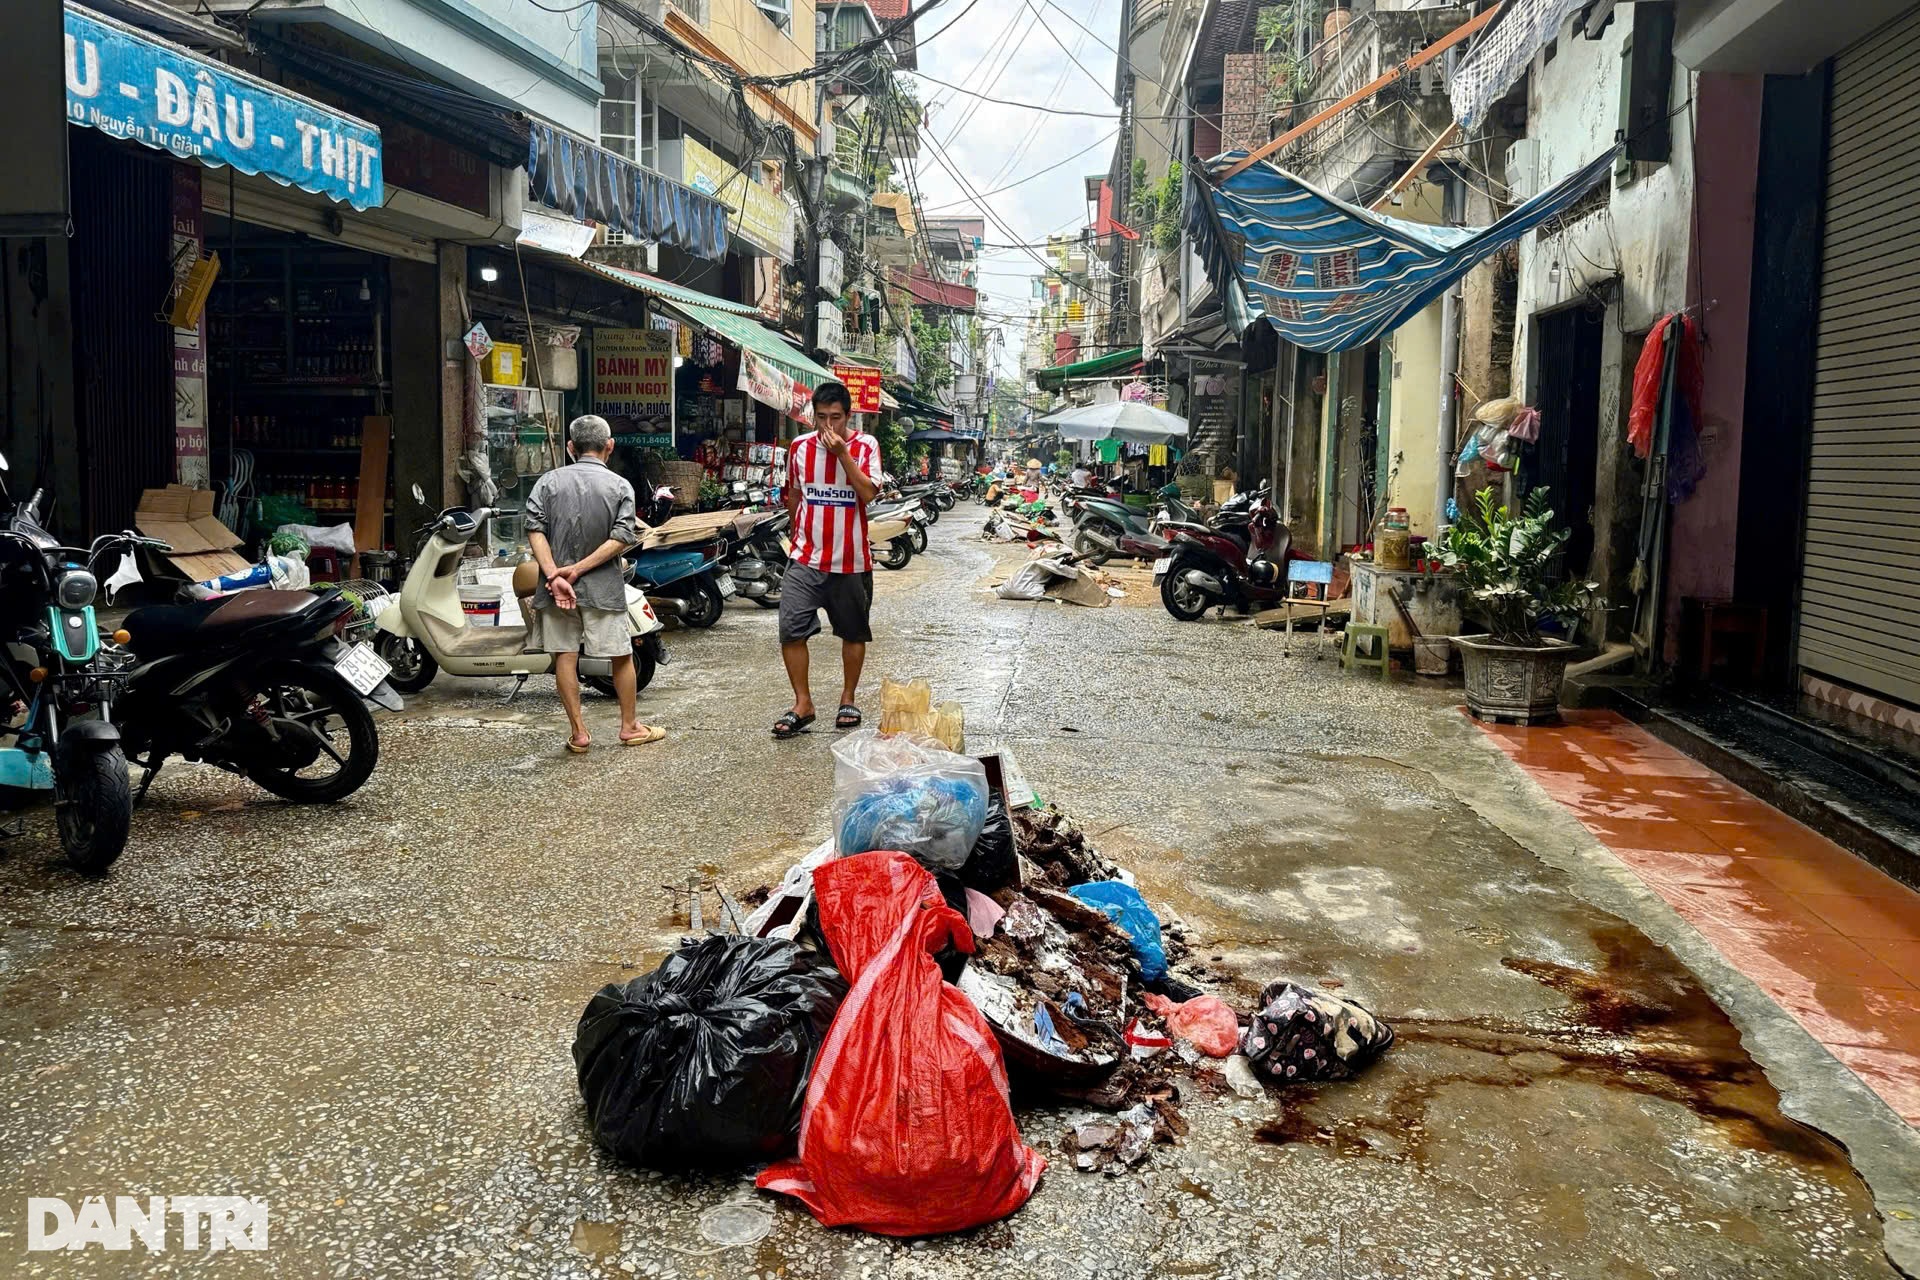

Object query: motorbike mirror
[411,482,426,505]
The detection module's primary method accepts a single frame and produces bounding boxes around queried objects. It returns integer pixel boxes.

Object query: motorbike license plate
[1153,556,1173,579]
[334,642,393,696]
[716,573,737,598]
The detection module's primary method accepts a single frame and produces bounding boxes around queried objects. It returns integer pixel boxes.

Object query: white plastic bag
[275,522,358,555]
[832,729,990,871]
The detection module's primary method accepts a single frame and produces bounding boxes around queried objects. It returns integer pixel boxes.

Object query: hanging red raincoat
[757,851,1047,1235]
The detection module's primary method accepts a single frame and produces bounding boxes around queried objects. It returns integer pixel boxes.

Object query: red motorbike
[1155,482,1294,621]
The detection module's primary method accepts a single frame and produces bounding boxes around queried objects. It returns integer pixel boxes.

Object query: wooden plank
[1370,122,1461,211]
[1254,601,1350,630]
[354,416,392,575]
[1217,3,1504,182]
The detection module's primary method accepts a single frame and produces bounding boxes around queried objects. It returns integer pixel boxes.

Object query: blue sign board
[64,5,383,210]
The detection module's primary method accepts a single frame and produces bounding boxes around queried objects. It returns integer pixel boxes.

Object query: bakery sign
[594,328,674,445]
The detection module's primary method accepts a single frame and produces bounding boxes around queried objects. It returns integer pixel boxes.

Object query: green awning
[667,298,835,389]
[575,259,761,317]
[1032,346,1144,391]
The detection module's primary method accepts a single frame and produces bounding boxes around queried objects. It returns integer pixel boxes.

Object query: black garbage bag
[573,935,847,1169]
[959,793,1017,891]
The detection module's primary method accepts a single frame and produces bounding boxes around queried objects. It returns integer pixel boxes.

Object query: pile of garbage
[569,683,1395,1236]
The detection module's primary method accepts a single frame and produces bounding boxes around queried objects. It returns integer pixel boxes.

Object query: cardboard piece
[134,485,250,581]
[638,509,748,550]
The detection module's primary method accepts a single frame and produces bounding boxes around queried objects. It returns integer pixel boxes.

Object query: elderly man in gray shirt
[527,414,664,752]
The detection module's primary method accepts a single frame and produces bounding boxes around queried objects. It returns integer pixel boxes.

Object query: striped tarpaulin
[1192,147,1617,354]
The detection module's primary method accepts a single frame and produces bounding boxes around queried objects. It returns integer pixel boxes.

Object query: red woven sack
[758,851,1046,1235]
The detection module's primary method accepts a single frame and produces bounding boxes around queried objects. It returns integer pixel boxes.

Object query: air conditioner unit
[1505,138,1542,202]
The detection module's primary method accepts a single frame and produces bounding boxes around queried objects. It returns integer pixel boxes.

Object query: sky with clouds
[897,0,1126,375]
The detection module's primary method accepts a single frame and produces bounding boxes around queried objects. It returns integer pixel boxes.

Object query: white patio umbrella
[1035,400,1190,445]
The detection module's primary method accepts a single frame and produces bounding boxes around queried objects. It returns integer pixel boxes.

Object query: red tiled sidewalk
[1482,708,1920,1126]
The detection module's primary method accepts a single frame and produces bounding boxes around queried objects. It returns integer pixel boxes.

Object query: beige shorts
[536,605,637,659]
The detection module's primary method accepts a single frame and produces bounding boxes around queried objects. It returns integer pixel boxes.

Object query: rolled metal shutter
[1799,3,1920,707]
[202,172,437,265]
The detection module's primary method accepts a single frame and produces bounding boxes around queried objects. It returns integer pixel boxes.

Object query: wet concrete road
[1,511,1916,1278]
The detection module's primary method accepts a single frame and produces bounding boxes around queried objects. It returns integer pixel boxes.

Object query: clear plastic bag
[833,729,989,871]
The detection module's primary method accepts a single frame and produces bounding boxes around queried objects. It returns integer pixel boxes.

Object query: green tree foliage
[1130,161,1185,253]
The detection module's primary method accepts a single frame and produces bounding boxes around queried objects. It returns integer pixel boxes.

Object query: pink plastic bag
[758,851,1046,1236]
[1142,992,1240,1058]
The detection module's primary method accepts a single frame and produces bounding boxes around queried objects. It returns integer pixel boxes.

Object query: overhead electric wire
[900,71,1122,118]
[918,128,1120,212]
[931,2,1044,143]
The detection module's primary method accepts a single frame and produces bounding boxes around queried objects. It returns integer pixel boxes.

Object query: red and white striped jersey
[788,429,880,574]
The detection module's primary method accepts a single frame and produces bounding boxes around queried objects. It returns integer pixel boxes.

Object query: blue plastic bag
[1068,882,1167,981]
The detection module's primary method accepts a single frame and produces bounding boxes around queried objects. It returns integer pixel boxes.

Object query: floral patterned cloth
[1238,981,1394,1083]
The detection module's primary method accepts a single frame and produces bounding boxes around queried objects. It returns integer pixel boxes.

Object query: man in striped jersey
[772,381,881,740]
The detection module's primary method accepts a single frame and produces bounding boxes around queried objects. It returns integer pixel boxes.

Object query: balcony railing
[1277,7,1469,188]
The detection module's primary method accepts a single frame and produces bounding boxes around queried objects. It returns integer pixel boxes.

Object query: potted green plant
[1439,487,1601,724]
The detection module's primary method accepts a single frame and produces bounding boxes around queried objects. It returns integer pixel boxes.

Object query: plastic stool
[1342,623,1391,680]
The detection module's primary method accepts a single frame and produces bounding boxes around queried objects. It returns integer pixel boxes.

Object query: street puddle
[570,1216,623,1258]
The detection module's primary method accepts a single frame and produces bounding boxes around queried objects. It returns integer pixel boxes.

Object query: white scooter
[373,501,666,699]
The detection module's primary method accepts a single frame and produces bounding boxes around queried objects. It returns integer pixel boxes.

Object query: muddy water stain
[1253,924,1854,1176]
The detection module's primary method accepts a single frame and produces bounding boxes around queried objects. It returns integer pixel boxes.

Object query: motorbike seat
[124,590,319,658]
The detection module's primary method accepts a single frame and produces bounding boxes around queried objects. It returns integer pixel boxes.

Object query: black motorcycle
[728,509,790,609]
[0,481,158,873]
[109,587,402,806]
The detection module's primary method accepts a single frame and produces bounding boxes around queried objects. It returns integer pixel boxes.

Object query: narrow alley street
[2,512,1914,1279]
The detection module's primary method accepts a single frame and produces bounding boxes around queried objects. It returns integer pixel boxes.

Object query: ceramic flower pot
[1453,635,1576,724]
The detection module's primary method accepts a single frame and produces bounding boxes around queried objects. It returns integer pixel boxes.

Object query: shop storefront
[30,4,386,536]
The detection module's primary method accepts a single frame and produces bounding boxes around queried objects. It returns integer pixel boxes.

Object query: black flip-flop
[835,704,862,729]
[772,711,815,739]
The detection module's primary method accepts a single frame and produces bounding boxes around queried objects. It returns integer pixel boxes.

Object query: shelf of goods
[207,237,392,533]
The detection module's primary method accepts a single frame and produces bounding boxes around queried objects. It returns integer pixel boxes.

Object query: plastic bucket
[1415,636,1452,677]
[459,585,502,626]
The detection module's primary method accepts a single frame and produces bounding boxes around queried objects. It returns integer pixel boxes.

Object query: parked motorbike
[0,473,157,873]
[1155,482,1292,620]
[1066,490,1171,566]
[373,503,666,697]
[728,510,790,609]
[112,575,402,807]
[629,541,730,628]
[870,510,916,571]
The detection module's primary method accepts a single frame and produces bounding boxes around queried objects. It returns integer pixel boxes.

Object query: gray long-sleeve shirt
[523,457,640,611]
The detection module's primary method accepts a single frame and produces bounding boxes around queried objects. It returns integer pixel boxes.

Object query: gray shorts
[778,563,873,645]
[537,605,637,658]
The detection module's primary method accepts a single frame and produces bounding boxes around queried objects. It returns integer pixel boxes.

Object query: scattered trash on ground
[569,679,1396,1232]
[1240,980,1396,1082]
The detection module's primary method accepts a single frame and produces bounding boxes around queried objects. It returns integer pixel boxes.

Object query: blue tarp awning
[1191,147,1617,353]
[527,122,731,264]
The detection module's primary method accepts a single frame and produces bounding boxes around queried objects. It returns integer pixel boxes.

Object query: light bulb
[479,266,500,283]
[1548,261,1562,287]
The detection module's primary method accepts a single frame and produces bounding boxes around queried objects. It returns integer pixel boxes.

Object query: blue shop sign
[64,4,382,210]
